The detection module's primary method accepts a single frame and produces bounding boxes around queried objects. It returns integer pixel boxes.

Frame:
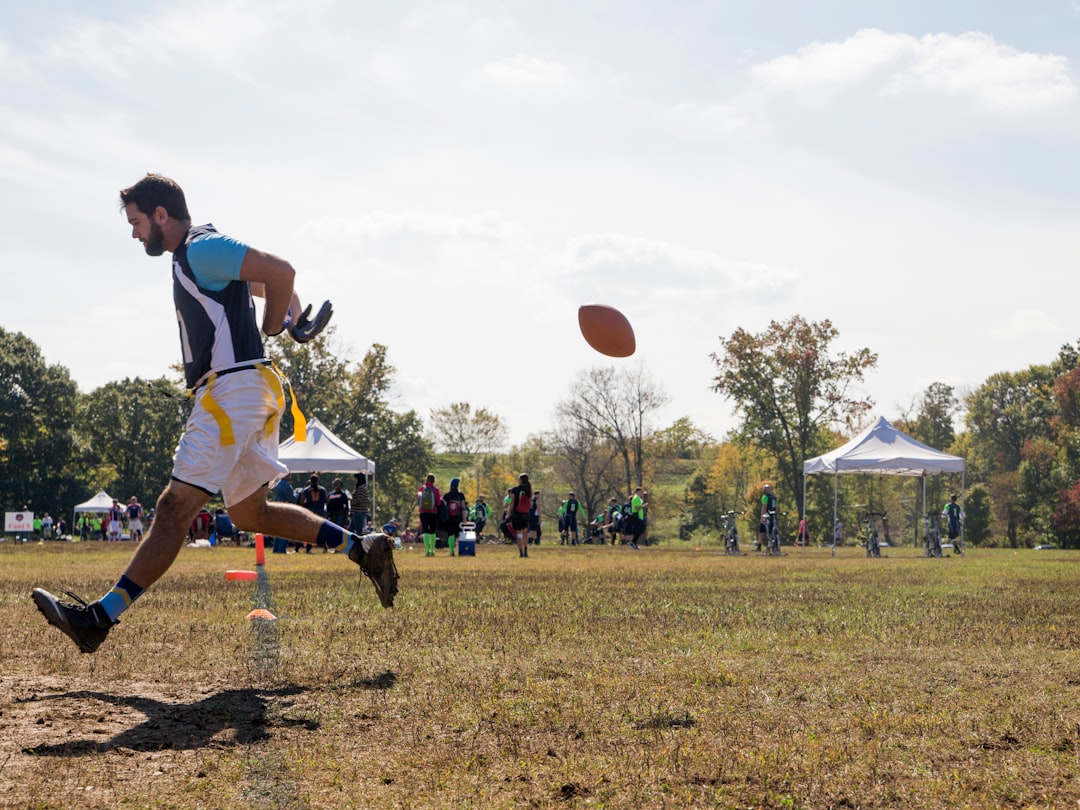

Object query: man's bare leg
[123,480,211,589]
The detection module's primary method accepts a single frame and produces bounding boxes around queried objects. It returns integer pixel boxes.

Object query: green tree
[1016,438,1063,546]
[963,483,993,547]
[0,328,80,513]
[988,471,1023,547]
[340,345,431,525]
[267,337,432,525]
[429,402,508,455]
[650,417,713,460]
[710,316,877,518]
[1051,481,1080,549]
[1051,365,1080,476]
[75,377,189,501]
[964,366,1057,477]
[265,327,352,439]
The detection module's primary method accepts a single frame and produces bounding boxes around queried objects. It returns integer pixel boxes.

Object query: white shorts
[129,519,143,532]
[172,367,288,507]
[108,520,122,534]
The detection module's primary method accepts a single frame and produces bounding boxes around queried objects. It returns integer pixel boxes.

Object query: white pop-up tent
[74,491,116,512]
[71,490,117,539]
[278,418,375,475]
[803,416,965,550]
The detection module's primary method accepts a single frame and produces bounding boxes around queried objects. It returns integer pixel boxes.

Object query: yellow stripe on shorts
[201,375,236,446]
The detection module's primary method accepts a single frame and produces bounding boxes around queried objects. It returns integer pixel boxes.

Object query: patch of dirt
[0,674,310,808]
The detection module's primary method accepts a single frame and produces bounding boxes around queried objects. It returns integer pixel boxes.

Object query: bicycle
[764,509,782,556]
[722,510,741,555]
[861,511,882,558]
[924,511,943,558]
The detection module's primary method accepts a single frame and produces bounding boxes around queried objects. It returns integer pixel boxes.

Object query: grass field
[0,541,1077,809]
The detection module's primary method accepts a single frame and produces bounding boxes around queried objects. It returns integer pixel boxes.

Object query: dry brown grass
[0,541,1077,809]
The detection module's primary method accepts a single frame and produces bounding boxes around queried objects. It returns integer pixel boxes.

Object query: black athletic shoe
[31,588,115,654]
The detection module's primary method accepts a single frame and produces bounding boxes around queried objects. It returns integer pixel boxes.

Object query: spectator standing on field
[626,487,647,549]
[417,474,442,557]
[796,515,809,547]
[299,474,328,552]
[41,513,54,540]
[441,477,468,556]
[299,474,327,517]
[508,474,533,558]
[943,494,963,545]
[528,490,543,546]
[564,492,581,545]
[349,473,370,535]
[126,497,145,542]
[326,478,350,530]
[758,484,777,551]
[107,500,126,541]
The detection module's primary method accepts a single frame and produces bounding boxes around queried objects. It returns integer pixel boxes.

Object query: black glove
[288,300,333,343]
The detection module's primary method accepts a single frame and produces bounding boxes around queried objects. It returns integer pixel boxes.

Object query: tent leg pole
[832,473,838,557]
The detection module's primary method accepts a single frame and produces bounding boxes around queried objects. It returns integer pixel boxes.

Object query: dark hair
[120,173,191,221]
[517,473,532,498]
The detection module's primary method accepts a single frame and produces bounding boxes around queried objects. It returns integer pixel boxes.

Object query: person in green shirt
[470,495,489,538]
[758,484,778,554]
[627,487,647,549]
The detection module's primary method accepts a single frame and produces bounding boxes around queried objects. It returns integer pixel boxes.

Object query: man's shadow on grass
[20,671,396,756]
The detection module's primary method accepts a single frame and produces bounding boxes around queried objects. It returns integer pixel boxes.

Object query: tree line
[0,326,673,535]
[684,315,1080,549]
[4,315,1079,549]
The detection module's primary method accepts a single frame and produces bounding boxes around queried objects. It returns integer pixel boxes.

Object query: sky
[3,1,1080,448]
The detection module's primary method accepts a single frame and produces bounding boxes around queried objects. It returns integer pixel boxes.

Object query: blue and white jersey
[172,224,265,389]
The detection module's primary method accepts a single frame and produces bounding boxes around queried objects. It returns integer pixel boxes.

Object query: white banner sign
[5,512,34,532]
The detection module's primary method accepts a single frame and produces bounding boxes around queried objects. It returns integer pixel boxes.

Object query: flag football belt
[194,361,307,446]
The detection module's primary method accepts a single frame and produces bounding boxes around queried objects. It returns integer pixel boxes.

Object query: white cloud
[295,209,532,251]
[752,29,914,93]
[890,32,1076,115]
[751,29,1076,116]
[542,232,797,302]
[656,101,749,140]
[39,0,298,81]
[478,54,568,88]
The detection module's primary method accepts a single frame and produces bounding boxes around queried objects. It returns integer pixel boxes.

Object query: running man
[32,173,397,654]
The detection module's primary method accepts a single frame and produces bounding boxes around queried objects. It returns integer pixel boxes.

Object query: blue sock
[99,574,145,622]
[317,521,348,550]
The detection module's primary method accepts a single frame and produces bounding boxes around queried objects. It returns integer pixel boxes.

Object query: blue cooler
[458,522,477,556]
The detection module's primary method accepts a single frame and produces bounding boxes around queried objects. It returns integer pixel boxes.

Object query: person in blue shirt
[32,173,397,655]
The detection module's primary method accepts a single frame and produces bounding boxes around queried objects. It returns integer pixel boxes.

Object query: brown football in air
[577,304,636,357]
